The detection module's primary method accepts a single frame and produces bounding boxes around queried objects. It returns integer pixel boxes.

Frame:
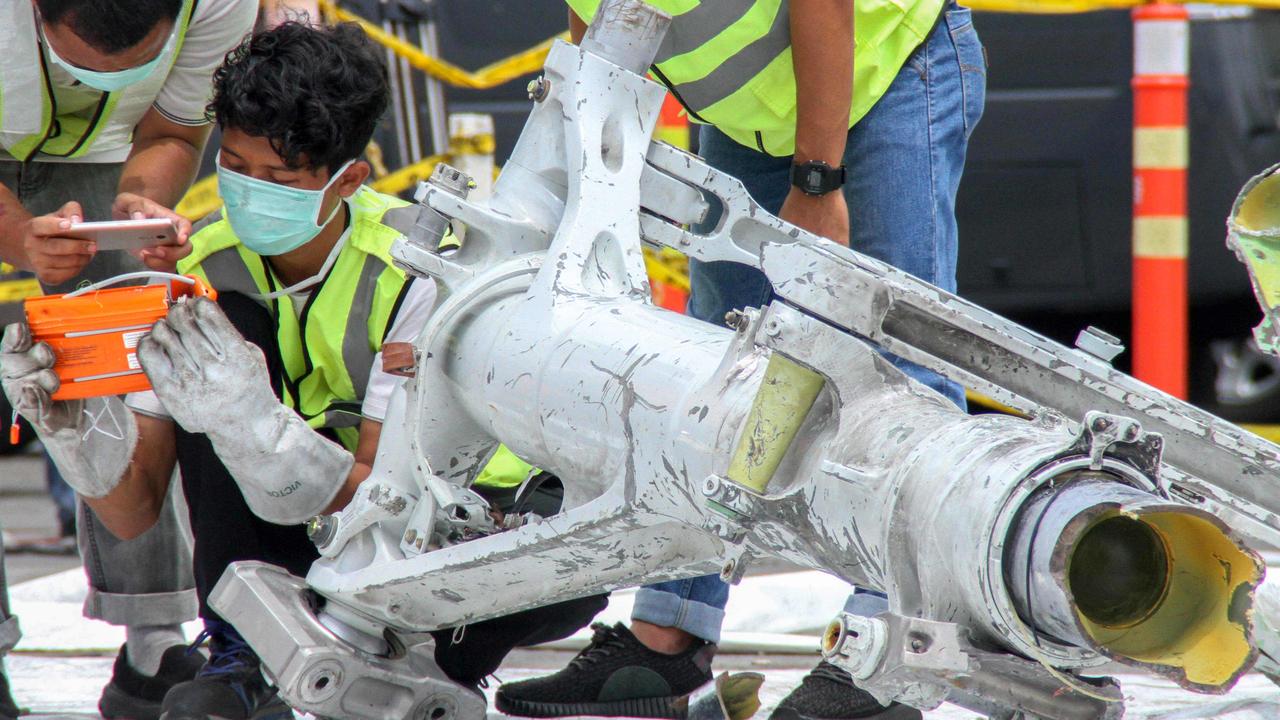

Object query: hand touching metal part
[138,297,353,525]
[0,322,135,497]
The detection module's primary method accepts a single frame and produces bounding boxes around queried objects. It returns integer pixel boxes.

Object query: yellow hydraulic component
[318,0,566,90]
[1072,510,1261,690]
[1228,166,1280,348]
[727,354,825,493]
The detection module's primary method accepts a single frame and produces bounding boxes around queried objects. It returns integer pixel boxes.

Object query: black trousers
[176,293,606,686]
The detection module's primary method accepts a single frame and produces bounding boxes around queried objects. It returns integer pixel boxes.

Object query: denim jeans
[632,3,986,643]
[0,159,198,638]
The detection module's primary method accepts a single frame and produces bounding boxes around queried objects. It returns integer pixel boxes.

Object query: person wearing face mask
[0,1,255,719]
[2,22,607,720]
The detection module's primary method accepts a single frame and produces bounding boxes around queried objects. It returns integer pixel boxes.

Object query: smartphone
[63,218,178,252]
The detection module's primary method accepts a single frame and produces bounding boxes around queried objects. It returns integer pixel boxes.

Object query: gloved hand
[0,323,135,498]
[138,297,353,525]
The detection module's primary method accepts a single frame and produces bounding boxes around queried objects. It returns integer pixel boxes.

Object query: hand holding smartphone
[62,218,179,252]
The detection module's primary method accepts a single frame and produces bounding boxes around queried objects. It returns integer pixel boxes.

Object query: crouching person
[1,22,603,720]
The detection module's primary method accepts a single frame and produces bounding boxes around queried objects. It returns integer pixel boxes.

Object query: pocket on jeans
[946,6,987,137]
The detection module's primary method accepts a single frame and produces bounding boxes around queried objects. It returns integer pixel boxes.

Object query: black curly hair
[208,22,390,174]
[36,0,182,54]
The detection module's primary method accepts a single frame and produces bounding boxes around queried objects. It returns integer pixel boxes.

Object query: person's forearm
[323,461,374,514]
[791,1,854,164]
[117,134,205,208]
[570,10,587,44]
[0,184,34,270]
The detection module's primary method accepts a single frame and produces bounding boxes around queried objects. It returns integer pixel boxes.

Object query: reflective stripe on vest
[567,0,944,156]
[0,0,196,161]
[179,187,410,452]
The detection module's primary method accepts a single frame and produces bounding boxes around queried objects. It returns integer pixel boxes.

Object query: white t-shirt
[127,266,438,424]
[41,0,257,163]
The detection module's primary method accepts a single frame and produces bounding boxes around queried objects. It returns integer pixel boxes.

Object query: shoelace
[567,623,633,669]
[189,620,258,678]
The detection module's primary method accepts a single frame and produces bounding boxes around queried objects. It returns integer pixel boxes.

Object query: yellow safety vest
[567,0,944,156]
[179,187,413,451]
[180,186,533,487]
[0,0,196,161]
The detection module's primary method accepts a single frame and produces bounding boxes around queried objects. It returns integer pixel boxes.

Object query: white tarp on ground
[6,569,1280,718]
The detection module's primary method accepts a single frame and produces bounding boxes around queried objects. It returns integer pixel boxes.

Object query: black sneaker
[100,643,207,720]
[769,661,921,720]
[0,666,22,720]
[495,622,715,718]
[159,621,293,720]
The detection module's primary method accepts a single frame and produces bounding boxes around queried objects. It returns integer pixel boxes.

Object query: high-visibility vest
[0,0,196,162]
[180,186,533,488]
[179,187,414,452]
[567,0,944,156]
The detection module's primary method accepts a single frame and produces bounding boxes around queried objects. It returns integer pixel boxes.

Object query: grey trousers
[0,159,197,640]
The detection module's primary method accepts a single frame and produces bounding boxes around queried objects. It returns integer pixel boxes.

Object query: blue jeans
[633,3,986,643]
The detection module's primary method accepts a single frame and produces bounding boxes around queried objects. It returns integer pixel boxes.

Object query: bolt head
[526,76,550,101]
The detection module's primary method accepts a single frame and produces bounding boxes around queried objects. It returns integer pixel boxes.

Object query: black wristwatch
[790,160,847,196]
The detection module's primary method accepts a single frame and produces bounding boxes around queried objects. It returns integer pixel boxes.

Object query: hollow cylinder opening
[1068,514,1169,629]
[1005,472,1262,691]
[1232,168,1280,235]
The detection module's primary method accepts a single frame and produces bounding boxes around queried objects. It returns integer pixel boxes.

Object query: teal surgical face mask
[39,19,173,93]
[216,153,356,257]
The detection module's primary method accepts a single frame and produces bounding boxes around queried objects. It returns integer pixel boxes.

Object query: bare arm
[113,108,210,270]
[570,9,587,44]
[778,1,854,245]
[0,185,34,269]
[322,418,383,513]
[117,108,211,210]
[83,413,178,540]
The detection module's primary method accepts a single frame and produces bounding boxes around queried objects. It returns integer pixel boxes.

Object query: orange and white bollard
[1131,4,1189,398]
[654,93,690,150]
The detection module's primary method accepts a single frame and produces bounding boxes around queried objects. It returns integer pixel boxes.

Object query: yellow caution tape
[369,154,449,196]
[175,154,450,223]
[449,134,496,157]
[642,247,690,293]
[0,278,41,303]
[319,0,566,90]
[175,173,222,222]
[365,139,391,179]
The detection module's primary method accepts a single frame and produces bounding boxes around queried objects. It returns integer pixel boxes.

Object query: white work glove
[137,297,353,525]
[0,323,135,498]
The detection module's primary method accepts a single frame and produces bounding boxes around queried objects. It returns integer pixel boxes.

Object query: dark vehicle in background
[432,3,1280,417]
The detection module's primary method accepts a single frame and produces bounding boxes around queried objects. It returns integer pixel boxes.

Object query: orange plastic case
[24,276,217,400]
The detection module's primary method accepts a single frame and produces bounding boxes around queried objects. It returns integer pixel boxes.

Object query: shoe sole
[158,702,293,720]
[100,683,162,720]
[769,705,923,720]
[495,694,686,719]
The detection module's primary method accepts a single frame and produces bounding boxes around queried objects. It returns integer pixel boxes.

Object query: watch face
[807,169,824,188]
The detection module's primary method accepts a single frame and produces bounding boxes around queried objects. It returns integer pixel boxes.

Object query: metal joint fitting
[526,76,551,102]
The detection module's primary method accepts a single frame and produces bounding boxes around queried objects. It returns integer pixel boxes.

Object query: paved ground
[0,454,80,585]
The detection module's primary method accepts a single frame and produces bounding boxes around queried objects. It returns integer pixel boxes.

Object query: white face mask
[251,214,350,302]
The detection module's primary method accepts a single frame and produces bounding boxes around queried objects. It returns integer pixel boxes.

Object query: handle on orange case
[60,271,217,303]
